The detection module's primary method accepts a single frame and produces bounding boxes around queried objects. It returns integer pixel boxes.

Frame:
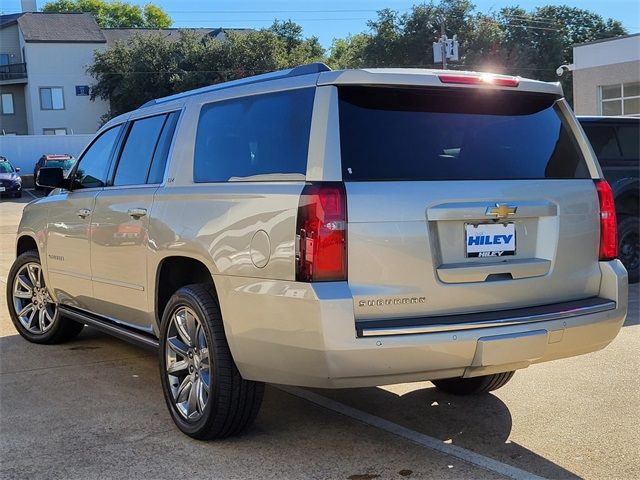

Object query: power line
[502,14,558,23]
[1,8,380,14]
[172,18,373,23]
[502,23,560,32]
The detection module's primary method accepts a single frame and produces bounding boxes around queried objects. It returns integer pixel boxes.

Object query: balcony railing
[0,63,27,81]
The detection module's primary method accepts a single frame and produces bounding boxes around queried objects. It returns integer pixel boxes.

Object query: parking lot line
[278,385,545,480]
[24,189,38,200]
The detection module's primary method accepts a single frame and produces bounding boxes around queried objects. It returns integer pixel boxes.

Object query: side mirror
[15,167,20,172]
[36,167,66,189]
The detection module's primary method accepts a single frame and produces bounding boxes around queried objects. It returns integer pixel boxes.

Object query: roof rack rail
[140,62,331,108]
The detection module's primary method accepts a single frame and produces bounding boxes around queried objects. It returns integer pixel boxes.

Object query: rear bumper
[217,260,628,388]
[0,182,21,194]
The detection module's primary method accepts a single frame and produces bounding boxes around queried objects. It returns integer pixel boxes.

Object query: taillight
[296,182,347,282]
[438,74,519,87]
[594,179,618,260]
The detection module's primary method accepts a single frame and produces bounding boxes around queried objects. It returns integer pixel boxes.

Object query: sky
[2,0,639,48]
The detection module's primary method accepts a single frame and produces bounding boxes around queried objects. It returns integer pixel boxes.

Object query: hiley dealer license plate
[465,223,516,257]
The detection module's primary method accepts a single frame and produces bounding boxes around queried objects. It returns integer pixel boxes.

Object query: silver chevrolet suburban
[7,64,628,439]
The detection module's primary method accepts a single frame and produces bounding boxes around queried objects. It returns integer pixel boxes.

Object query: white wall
[0,134,92,171]
[22,40,108,135]
[574,35,640,70]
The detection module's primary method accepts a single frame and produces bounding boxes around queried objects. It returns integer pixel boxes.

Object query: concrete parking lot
[1,192,639,480]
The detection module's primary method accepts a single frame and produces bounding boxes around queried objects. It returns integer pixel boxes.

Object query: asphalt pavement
[1,192,638,480]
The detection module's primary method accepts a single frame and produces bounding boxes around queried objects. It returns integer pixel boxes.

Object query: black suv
[33,154,75,191]
[579,116,639,283]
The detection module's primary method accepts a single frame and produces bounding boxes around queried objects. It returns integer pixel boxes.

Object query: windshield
[46,159,75,170]
[0,162,14,173]
[339,87,589,181]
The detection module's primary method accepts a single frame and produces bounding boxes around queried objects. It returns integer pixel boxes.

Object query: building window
[600,82,640,116]
[40,87,65,110]
[1,93,14,114]
[0,54,9,65]
[43,128,67,135]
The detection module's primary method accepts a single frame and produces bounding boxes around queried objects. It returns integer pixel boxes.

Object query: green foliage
[327,0,627,103]
[88,22,326,118]
[42,0,171,28]
[88,1,627,116]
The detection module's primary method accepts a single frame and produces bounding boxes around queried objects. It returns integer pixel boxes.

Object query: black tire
[618,215,639,284]
[432,371,515,395]
[159,284,264,440]
[6,250,84,344]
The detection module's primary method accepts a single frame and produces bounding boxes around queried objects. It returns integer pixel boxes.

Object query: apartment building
[0,12,109,135]
[0,7,250,136]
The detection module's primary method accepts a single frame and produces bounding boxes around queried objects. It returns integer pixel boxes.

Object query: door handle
[76,208,91,219]
[127,208,147,219]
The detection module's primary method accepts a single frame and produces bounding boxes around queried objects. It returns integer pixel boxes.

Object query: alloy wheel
[165,306,211,421]
[12,262,57,334]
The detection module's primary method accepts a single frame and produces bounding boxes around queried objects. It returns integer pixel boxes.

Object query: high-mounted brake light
[438,74,519,87]
[296,182,347,282]
[594,179,618,261]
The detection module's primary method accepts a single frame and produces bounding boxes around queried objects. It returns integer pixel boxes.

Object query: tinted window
[46,159,75,170]
[113,114,166,186]
[147,111,180,184]
[194,88,315,182]
[582,125,622,161]
[0,162,14,173]
[339,87,589,181]
[74,126,122,189]
[616,125,639,160]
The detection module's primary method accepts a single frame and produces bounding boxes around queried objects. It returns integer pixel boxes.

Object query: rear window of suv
[338,86,589,181]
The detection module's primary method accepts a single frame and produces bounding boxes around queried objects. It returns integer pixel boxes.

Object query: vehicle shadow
[314,385,582,479]
[623,284,639,326]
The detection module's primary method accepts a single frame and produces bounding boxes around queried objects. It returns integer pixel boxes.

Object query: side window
[113,114,166,186]
[616,125,639,160]
[147,111,180,184]
[74,125,123,189]
[193,88,315,182]
[582,125,621,161]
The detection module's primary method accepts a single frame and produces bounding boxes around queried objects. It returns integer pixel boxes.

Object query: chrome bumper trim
[356,297,617,337]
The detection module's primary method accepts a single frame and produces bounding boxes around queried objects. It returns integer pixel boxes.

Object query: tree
[42,0,172,28]
[327,34,368,69]
[326,1,627,104]
[494,5,626,100]
[89,22,326,119]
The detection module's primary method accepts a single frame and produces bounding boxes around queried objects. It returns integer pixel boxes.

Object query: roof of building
[0,12,252,45]
[0,13,23,29]
[17,12,106,43]
[101,27,252,47]
[574,32,640,48]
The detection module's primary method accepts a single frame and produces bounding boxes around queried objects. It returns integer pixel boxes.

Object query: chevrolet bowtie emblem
[486,203,517,219]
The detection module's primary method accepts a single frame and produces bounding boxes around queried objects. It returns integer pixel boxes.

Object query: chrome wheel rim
[12,262,57,334]
[165,306,211,421]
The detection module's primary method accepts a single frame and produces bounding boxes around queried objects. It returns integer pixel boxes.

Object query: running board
[59,305,159,350]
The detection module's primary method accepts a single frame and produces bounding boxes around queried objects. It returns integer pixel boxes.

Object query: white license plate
[0,187,5,192]
[465,223,515,257]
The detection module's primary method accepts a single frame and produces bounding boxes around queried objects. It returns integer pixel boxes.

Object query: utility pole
[440,18,447,70]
